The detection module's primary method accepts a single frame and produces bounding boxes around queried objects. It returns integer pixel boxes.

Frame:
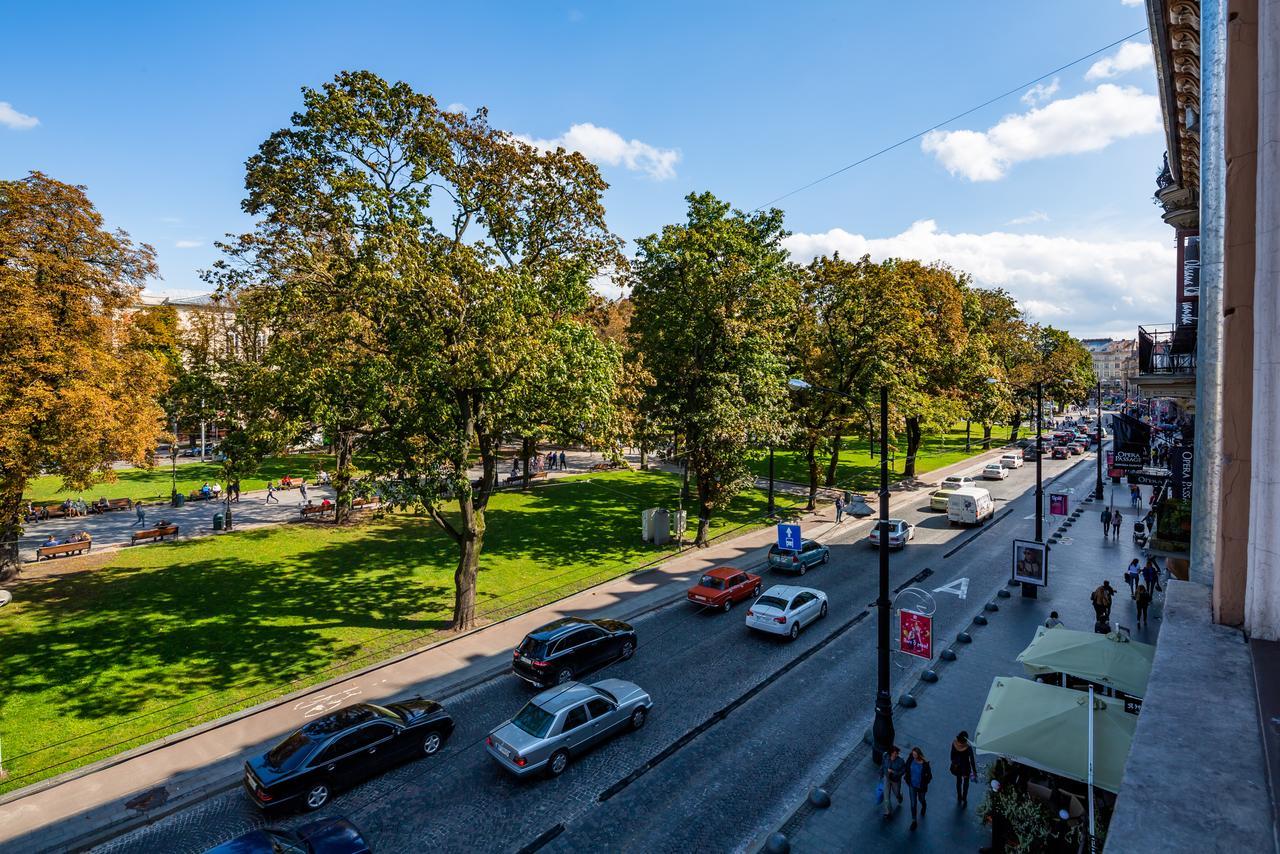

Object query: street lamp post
[1095,380,1105,501]
[768,444,776,517]
[1026,381,1043,600]
[788,377,894,763]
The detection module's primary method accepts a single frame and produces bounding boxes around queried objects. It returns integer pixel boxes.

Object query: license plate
[518,655,531,664]
[497,744,511,758]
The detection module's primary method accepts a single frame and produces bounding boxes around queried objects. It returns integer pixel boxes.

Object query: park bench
[41,504,68,519]
[36,538,92,560]
[278,480,305,490]
[589,461,622,472]
[300,504,335,520]
[351,496,381,509]
[131,524,179,545]
[107,498,132,511]
[504,470,549,484]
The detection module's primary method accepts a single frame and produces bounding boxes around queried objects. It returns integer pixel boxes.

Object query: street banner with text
[899,609,933,660]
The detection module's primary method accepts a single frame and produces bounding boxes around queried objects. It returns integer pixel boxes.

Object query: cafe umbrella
[1015,627,1156,698]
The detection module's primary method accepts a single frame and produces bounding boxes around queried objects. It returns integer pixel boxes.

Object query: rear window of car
[756,595,788,609]
[699,575,725,589]
[512,702,555,738]
[518,636,550,659]
[265,730,316,772]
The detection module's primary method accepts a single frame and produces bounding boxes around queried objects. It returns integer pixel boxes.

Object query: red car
[687,566,762,613]
[1051,445,1070,460]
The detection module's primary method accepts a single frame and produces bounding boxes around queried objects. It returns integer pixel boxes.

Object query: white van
[947,487,995,526]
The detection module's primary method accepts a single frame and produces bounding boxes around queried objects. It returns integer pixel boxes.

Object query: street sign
[1049,493,1068,516]
[776,523,802,551]
[899,609,933,660]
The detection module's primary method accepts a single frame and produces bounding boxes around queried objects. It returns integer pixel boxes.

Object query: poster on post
[898,609,933,660]
[1049,493,1068,516]
[1012,539,1048,587]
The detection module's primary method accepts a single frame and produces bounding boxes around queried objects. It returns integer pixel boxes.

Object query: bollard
[984,602,999,612]
[941,648,957,661]
[765,833,791,854]
[809,787,832,808]
[973,615,989,626]
[957,631,973,643]
[921,669,938,683]
[900,694,918,708]
[997,589,1012,599]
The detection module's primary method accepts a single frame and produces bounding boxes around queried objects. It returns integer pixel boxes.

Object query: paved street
[88,446,1115,854]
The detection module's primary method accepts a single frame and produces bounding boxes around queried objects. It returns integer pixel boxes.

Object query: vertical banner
[899,609,933,660]
[1049,493,1068,516]
[1176,229,1200,331]
[1012,539,1049,587]
[1169,444,1194,501]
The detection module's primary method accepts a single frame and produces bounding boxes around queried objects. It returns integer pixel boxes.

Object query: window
[314,731,365,765]
[756,595,787,610]
[350,722,396,750]
[585,698,614,718]
[551,631,588,655]
[512,702,555,738]
[561,705,590,733]
[577,625,608,642]
[730,574,746,587]
[802,542,816,553]
[790,593,814,610]
[699,575,725,590]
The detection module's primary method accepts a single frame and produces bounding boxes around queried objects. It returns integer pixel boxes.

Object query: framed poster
[899,609,933,660]
[1012,539,1048,587]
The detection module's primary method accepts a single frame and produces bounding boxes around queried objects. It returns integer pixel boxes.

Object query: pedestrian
[834,497,845,523]
[231,479,241,502]
[265,482,279,504]
[950,731,978,807]
[905,746,932,830]
[1135,583,1152,628]
[559,450,567,470]
[1111,508,1123,540]
[299,481,308,501]
[1124,559,1141,598]
[1142,557,1163,594]
[1091,581,1115,622]
[882,745,906,819]
[133,502,145,528]
[1044,611,1064,629]
[1101,506,1112,538]
[1130,485,1141,508]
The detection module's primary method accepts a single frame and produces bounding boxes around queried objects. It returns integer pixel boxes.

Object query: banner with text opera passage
[1110,413,1151,470]
[1169,444,1194,502]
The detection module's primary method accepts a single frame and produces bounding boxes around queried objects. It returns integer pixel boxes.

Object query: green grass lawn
[22,454,337,505]
[747,422,1017,491]
[0,468,803,795]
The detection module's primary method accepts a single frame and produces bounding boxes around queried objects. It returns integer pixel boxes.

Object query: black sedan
[206,817,371,853]
[512,617,637,687]
[243,698,453,812]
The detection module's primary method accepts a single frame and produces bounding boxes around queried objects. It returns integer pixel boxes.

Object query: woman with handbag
[905,746,932,830]
[951,731,979,807]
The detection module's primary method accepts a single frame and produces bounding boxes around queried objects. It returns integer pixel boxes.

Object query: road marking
[295,686,362,718]
[933,577,969,599]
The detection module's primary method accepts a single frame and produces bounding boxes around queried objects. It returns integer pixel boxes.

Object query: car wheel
[422,730,443,756]
[556,667,574,685]
[303,781,331,811]
[797,564,806,576]
[820,601,828,619]
[788,622,800,640]
[547,749,570,777]
[821,551,830,565]
[630,706,648,730]
[620,640,635,660]
[722,599,733,613]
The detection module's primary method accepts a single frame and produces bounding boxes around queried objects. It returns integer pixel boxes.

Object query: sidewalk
[767,481,1161,853]
[0,445,1014,853]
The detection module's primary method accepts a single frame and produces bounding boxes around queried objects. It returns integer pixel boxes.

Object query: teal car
[767,539,830,575]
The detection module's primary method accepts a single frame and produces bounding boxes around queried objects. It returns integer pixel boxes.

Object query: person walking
[1124,559,1141,598]
[299,481,308,502]
[1142,557,1163,594]
[1135,583,1152,628]
[132,502,145,528]
[1130,484,1141,508]
[905,746,932,830]
[881,745,906,819]
[231,479,241,502]
[559,450,567,470]
[1091,581,1115,623]
[265,482,279,504]
[834,497,845,524]
[1111,508,1123,540]
[950,731,978,807]
[1101,506,1112,538]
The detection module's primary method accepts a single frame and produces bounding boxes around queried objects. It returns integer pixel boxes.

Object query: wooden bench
[107,498,133,512]
[278,480,305,490]
[40,504,68,519]
[300,504,335,519]
[351,497,381,509]
[131,525,179,545]
[36,538,92,560]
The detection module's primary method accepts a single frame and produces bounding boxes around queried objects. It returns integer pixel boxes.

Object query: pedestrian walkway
[767,480,1161,853]
[0,445,1015,853]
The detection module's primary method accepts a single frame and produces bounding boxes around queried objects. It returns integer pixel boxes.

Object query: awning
[974,676,1137,794]
[1016,627,1155,697]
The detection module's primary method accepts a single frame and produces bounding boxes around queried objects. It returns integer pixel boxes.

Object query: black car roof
[527,617,596,640]
[301,703,391,737]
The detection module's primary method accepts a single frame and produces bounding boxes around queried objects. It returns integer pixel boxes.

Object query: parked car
[1051,445,1070,460]
[244,699,453,812]
[868,518,915,549]
[766,539,830,575]
[999,453,1023,469]
[745,585,829,640]
[512,617,637,687]
[687,566,762,612]
[1022,446,1041,461]
[982,463,1009,480]
[1067,443,1084,455]
[486,679,652,777]
[206,817,372,853]
[929,487,958,511]
[947,487,995,526]
[941,475,976,490]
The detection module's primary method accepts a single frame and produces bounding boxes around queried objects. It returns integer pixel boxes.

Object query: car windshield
[594,685,619,704]
[264,730,316,772]
[512,702,555,738]
[755,595,788,610]
[699,576,725,589]
[517,636,550,659]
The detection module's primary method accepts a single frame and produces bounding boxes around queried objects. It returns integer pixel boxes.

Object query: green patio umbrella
[973,676,1137,794]
[1016,627,1155,697]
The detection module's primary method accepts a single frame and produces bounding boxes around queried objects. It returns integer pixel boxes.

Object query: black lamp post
[1095,380,1105,501]
[789,377,894,762]
[767,444,776,517]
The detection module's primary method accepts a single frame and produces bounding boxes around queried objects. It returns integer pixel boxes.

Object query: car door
[559,703,594,752]
[789,591,816,626]
[352,721,400,774]
[574,625,613,669]
[584,696,620,745]
[801,541,818,567]
[729,573,752,602]
[309,729,368,788]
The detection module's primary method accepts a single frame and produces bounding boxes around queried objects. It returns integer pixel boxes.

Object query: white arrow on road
[933,577,969,599]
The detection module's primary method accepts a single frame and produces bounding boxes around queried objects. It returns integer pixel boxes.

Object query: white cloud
[0,101,39,130]
[1120,0,1143,6]
[1008,210,1050,225]
[159,216,183,224]
[174,240,202,249]
[921,84,1160,181]
[1021,78,1060,106]
[783,219,1174,338]
[444,102,468,114]
[1085,41,1154,81]
[518,123,680,180]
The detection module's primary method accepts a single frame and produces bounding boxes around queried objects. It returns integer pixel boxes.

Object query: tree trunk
[521,436,534,490]
[452,495,484,629]
[903,417,923,479]
[694,472,713,547]
[1010,414,1023,442]
[333,430,355,524]
[0,483,24,582]
[639,441,649,471]
[805,436,820,510]
[982,423,993,450]
[824,432,842,487]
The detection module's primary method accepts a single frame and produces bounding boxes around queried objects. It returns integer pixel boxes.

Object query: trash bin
[213,512,224,531]
[173,492,186,508]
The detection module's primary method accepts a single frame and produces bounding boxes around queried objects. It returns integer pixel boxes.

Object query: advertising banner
[1169,444,1194,502]
[1012,539,1048,587]
[1106,451,1125,479]
[1111,413,1151,470]
[899,609,933,660]
[1177,229,1200,331]
[1049,493,1068,516]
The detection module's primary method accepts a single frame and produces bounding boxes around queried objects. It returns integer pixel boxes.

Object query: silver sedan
[486,679,652,777]
[745,585,829,640]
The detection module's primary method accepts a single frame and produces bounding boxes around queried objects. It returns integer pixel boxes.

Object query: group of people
[1100,506,1124,539]
[1090,556,1163,631]
[879,732,980,832]
[198,482,222,500]
[41,530,90,547]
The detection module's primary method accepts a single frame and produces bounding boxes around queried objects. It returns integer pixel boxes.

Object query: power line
[751,27,1151,212]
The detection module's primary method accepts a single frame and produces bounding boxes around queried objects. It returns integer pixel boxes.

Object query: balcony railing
[1138,324,1196,375]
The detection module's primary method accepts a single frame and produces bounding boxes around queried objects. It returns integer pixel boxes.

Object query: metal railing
[1138,325,1196,376]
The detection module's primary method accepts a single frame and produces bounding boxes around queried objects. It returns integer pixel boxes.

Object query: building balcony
[1133,324,1197,401]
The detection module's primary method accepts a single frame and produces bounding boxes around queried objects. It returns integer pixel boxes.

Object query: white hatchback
[982,463,1009,480]
[941,475,976,489]
[999,453,1023,469]
[746,585,829,641]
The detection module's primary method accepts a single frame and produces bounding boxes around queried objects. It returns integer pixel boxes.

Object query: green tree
[0,173,172,578]
[629,192,798,545]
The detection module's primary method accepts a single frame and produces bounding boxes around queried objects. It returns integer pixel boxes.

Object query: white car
[982,463,1009,480]
[999,453,1023,469]
[868,518,915,549]
[941,475,976,489]
[745,585,829,641]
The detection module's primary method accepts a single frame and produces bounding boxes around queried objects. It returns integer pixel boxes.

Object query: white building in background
[1081,337,1137,392]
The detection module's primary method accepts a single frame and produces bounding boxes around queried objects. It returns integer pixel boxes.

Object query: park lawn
[22,454,338,505]
[0,468,803,795]
[746,422,1017,491]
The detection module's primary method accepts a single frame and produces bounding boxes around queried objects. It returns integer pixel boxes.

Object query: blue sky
[1,0,1170,338]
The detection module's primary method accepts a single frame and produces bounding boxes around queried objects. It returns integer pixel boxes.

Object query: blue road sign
[777,523,802,551]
